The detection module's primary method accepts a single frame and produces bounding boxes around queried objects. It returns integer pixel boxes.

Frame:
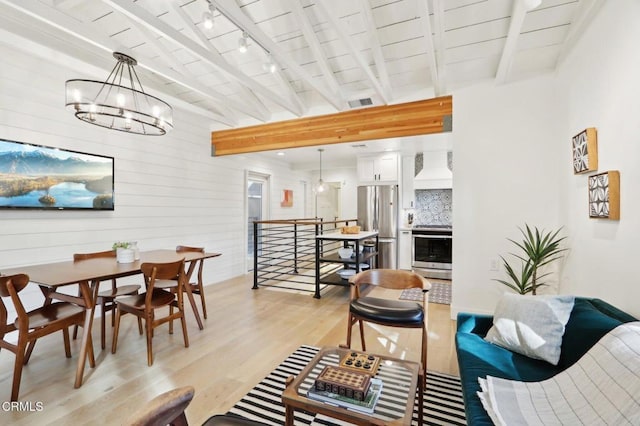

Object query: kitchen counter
[315,230,378,241]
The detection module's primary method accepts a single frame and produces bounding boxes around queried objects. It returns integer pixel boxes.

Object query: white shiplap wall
[0,43,310,312]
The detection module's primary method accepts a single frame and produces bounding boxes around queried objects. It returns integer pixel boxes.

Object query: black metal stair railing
[252,218,357,293]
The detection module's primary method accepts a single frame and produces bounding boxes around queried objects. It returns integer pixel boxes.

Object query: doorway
[247,172,270,271]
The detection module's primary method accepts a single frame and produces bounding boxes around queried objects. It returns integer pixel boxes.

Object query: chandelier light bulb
[73,89,82,102]
[152,105,160,117]
[124,112,132,130]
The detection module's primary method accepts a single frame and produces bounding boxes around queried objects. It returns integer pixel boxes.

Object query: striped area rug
[228,345,466,425]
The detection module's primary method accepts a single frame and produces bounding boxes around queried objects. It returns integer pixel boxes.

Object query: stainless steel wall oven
[412,225,452,280]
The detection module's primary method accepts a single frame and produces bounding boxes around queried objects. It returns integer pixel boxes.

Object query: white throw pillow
[484,293,575,365]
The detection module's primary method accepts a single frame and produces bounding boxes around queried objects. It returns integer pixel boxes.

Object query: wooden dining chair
[73,250,142,349]
[111,259,189,366]
[0,273,90,401]
[346,269,429,373]
[176,245,207,320]
[153,245,206,330]
[126,385,195,426]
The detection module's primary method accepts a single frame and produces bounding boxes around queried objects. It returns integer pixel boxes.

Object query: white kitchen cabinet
[401,155,415,209]
[357,153,398,183]
[398,229,412,270]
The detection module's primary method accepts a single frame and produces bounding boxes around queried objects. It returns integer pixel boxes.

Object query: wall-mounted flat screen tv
[0,138,114,210]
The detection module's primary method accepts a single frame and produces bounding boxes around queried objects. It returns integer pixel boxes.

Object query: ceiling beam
[213,0,341,113]
[555,0,604,68]
[313,1,389,104]
[211,96,453,156]
[431,0,447,95]
[290,0,345,108]
[358,0,392,101]
[0,0,252,126]
[165,0,270,122]
[417,0,440,96]
[495,0,542,85]
[131,22,239,125]
[103,0,302,116]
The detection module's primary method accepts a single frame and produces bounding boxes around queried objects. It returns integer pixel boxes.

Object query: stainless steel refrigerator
[357,185,398,269]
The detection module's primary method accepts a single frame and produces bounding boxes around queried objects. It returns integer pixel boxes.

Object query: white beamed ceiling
[0,0,595,164]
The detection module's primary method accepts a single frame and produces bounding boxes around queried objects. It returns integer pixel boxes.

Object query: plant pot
[116,248,135,263]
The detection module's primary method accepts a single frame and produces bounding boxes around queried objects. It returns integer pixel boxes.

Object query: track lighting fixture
[238,31,249,53]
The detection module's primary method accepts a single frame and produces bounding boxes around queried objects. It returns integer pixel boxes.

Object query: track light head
[203,10,213,29]
[263,54,277,73]
[238,31,249,53]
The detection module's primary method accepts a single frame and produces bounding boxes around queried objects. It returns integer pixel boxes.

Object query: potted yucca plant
[494,224,567,295]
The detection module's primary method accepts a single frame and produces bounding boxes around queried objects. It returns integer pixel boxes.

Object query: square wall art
[589,170,619,220]
[281,189,293,207]
[572,127,598,174]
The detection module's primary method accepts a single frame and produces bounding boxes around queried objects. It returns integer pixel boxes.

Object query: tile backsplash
[414,189,452,226]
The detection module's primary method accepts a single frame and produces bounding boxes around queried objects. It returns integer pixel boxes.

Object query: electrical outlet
[490,259,500,272]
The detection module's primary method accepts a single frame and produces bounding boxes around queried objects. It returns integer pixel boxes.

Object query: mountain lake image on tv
[0,138,114,210]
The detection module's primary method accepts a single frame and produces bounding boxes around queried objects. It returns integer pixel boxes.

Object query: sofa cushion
[558,298,628,368]
[456,331,562,426]
[456,297,637,426]
[484,294,575,365]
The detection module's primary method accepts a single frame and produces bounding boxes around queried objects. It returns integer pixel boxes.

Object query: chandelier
[65,52,173,136]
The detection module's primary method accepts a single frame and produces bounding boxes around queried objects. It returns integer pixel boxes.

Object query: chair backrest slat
[73,250,116,261]
[0,274,31,339]
[348,269,425,290]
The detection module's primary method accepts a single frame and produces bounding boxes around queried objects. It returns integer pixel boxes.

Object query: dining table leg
[183,261,204,330]
[74,280,96,388]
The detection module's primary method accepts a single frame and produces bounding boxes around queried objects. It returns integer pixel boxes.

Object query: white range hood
[414,150,452,189]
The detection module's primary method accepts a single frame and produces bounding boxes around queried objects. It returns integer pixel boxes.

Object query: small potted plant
[113,242,135,263]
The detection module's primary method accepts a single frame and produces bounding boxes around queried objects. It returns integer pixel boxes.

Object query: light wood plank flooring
[0,274,459,425]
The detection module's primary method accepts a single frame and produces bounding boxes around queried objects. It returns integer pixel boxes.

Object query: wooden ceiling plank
[416,0,440,96]
[167,0,270,122]
[131,21,239,125]
[431,0,447,95]
[495,0,542,85]
[358,0,392,101]
[290,0,345,109]
[0,0,237,125]
[555,0,603,68]
[214,0,341,112]
[313,1,389,104]
[211,96,452,156]
[103,0,301,115]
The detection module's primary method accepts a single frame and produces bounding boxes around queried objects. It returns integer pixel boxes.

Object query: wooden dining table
[1,249,221,388]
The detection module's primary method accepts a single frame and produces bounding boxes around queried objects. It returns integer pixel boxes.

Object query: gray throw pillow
[485,293,575,365]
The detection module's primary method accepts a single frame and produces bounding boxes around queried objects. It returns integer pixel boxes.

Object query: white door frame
[245,171,271,273]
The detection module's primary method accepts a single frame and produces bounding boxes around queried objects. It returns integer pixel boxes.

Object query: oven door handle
[412,234,452,239]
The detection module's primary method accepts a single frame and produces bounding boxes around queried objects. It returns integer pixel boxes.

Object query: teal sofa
[455,297,637,426]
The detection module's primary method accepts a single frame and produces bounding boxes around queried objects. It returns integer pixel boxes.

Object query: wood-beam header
[210,96,453,156]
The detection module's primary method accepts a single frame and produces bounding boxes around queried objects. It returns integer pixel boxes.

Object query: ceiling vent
[348,98,373,108]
